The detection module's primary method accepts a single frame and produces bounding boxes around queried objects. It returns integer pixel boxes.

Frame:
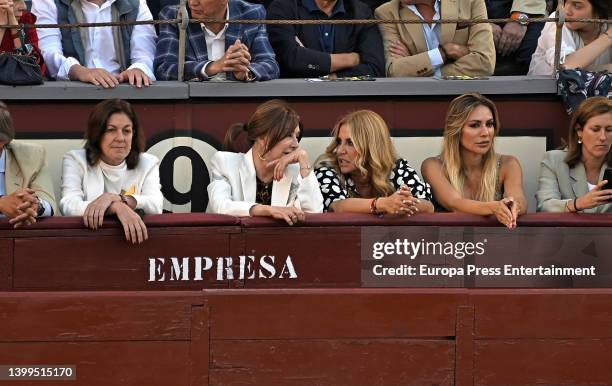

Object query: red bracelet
[370,197,378,214]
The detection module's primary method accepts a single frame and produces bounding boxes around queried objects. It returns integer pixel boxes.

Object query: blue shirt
[407,0,443,76]
[301,0,346,53]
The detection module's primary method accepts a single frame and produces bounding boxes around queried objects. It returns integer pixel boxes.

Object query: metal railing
[1,0,609,81]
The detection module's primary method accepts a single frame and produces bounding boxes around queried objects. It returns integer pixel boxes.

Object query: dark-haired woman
[529,0,610,75]
[537,97,612,213]
[207,99,323,225]
[60,99,163,243]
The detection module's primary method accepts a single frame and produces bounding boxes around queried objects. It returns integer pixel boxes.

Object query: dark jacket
[267,0,384,78]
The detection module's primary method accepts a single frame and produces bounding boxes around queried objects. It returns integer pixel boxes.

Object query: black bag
[0,51,43,86]
[0,29,44,86]
[557,69,611,115]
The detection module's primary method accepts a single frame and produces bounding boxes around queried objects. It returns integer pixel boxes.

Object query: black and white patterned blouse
[315,159,433,212]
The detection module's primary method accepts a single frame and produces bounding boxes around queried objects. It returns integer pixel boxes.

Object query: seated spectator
[267,0,384,78]
[375,0,495,77]
[314,110,433,214]
[207,100,323,225]
[537,97,612,213]
[61,99,163,243]
[0,101,56,227]
[487,0,546,75]
[154,0,279,81]
[422,93,527,228]
[146,0,176,19]
[0,0,46,77]
[529,0,611,75]
[32,0,157,88]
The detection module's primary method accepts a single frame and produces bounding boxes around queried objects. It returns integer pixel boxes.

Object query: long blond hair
[316,110,398,197]
[441,93,500,202]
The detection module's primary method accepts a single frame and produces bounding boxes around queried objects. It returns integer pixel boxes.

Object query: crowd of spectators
[1,96,611,239]
[1,0,608,85]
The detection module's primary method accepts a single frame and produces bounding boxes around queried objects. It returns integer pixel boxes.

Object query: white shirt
[528,12,611,75]
[0,148,52,217]
[407,0,443,77]
[32,0,157,80]
[200,7,229,80]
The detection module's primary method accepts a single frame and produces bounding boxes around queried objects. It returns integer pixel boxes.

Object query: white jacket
[60,149,163,216]
[206,149,324,216]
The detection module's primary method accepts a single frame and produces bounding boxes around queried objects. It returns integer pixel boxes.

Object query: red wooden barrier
[2,289,612,385]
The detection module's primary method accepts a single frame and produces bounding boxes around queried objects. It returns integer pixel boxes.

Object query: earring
[257,152,267,161]
[578,137,582,144]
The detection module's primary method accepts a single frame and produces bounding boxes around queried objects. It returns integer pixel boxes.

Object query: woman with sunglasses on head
[207,99,323,225]
[422,93,527,228]
[314,110,433,215]
[537,97,612,213]
[60,99,163,244]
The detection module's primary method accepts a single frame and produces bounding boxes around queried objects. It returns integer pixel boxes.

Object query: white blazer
[60,149,163,216]
[206,149,324,216]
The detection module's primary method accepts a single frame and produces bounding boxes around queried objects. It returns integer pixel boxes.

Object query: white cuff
[57,57,81,80]
[428,48,444,69]
[40,199,53,217]
[127,62,156,81]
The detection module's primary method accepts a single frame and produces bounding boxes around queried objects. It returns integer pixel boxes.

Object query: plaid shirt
[154,0,279,81]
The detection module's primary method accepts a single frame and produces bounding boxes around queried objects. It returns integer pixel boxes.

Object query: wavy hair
[316,110,397,197]
[565,96,612,167]
[441,93,500,202]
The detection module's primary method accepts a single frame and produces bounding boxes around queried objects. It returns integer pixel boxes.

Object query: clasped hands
[492,22,527,57]
[489,197,520,229]
[1,188,40,228]
[376,185,420,216]
[206,39,253,81]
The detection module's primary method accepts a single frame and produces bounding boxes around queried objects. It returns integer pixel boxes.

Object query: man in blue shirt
[267,0,385,78]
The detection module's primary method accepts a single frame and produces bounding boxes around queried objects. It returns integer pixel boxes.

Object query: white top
[206,149,324,217]
[60,149,163,216]
[200,7,229,80]
[528,12,612,75]
[32,0,157,80]
[587,182,596,191]
[407,0,443,76]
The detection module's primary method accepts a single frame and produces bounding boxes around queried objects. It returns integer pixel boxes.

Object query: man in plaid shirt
[154,0,279,81]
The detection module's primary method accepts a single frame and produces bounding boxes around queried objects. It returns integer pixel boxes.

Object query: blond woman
[315,110,433,215]
[422,93,527,228]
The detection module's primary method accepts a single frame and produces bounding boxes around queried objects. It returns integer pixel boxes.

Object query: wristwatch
[35,196,45,217]
[511,12,529,26]
[244,69,256,82]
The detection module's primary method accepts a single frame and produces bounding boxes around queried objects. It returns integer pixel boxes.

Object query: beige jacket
[510,0,546,16]
[536,150,612,213]
[4,141,58,214]
[375,0,495,77]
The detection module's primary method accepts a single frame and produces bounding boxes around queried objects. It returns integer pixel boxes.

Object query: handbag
[0,29,44,86]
